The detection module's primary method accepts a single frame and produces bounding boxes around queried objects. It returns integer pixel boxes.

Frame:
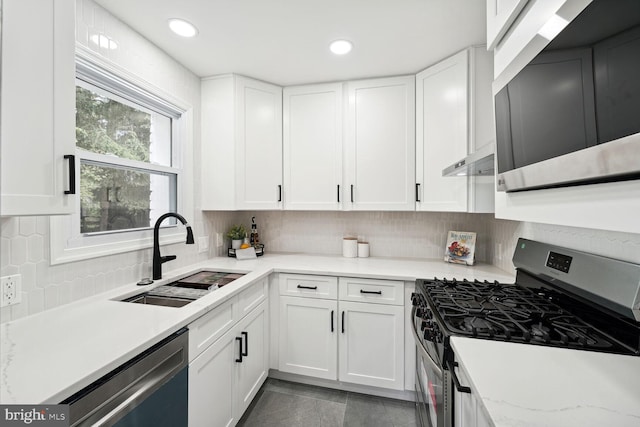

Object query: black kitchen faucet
[152,212,195,280]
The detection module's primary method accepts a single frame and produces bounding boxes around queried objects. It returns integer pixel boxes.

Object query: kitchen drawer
[238,278,268,318]
[279,274,338,299]
[189,297,236,361]
[338,277,404,305]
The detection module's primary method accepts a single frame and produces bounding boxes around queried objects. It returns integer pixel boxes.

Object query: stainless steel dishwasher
[62,328,188,427]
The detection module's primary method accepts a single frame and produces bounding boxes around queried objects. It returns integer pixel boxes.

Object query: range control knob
[416,308,424,317]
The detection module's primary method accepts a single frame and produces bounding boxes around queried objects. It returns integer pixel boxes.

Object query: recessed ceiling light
[90,34,118,50]
[330,40,353,55]
[168,18,198,38]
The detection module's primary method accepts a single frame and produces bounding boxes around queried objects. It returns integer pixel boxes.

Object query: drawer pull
[241,331,248,357]
[297,285,318,290]
[360,289,382,295]
[235,337,243,363]
[331,310,334,332]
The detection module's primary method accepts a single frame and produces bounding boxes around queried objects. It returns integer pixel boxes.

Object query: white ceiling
[94,0,487,86]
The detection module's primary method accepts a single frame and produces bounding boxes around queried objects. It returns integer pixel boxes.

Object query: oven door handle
[446,359,471,394]
[411,306,443,377]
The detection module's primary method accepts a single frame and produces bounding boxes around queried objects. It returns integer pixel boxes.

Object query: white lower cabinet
[278,296,338,380]
[338,301,404,390]
[277,275,404,391]
[188,280,268,427]
[189,327,238,427]
[236,304,269,416]
[453,357,492,427]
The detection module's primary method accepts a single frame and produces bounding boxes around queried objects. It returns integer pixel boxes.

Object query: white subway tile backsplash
[27,235,45,263]
[10,236,28,266]
[28,288,45,316]
[19,217,37,236]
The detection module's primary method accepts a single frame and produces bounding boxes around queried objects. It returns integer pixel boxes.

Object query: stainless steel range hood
[442,143,495,177]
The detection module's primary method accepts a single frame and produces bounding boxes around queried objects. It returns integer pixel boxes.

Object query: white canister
[343,237,358,258]
[358,242,370,258]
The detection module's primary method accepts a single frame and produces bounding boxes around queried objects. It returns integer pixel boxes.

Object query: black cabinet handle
[235,337,243,363]
[331,310,334,332]
[297,285,318,290]
[415,183,421,202]
[350,185,354,203]
[337,185,340,203]
[360,289,382,295]
[64,154,76,195]
[241,331,248,357]
[447,360,471,393]
[341,311,345,334]
[278,185,282,202]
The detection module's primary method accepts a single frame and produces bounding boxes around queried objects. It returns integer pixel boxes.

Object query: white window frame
[50,54,191,265]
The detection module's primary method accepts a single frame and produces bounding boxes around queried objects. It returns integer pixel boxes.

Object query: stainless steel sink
[123,294,193,308]
[119,271,246,308]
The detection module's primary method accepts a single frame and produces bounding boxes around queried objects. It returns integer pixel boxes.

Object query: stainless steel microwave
[495,0,640,192]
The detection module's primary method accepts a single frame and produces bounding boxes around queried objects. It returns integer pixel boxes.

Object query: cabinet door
[338,301,404,390]
[189,328,238,427]
[416,50,468,212]
[345,76,415,211]
[283,84,343,210]
[236,301,269,418]
[235,77,283,210]
[486,0,529,50]
[1,0,76,216]
[453,360,476,427]
[279,296,338,380]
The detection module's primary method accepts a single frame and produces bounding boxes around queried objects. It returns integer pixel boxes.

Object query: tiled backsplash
[490,219,640,272]
[217,211,495,260]
[3,210,640,323]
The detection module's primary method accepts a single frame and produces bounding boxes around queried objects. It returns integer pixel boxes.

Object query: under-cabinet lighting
[538,14,569,41]
[168,18,199,38]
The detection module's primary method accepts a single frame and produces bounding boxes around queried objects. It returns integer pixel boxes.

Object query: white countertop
[450,337,640,427]
[0,253,513,404]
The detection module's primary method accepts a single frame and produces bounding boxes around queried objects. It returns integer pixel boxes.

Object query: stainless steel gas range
[412,238,640,427]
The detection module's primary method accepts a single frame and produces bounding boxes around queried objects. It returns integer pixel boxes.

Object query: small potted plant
[227,224,247,249]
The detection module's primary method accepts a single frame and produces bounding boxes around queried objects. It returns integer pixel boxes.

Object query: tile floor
[238,378,417,427]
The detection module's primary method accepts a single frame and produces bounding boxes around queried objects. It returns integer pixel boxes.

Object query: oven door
[412,307,451,427]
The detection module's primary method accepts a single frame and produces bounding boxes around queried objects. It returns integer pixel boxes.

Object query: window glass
[79,162,176,233]
[75,85,172,166]
[75,80,178,235]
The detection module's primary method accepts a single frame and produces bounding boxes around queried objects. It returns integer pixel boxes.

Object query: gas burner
[529,323,551,342]
[461,317,493,336]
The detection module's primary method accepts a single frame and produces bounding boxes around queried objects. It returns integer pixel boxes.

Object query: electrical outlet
[216,233,223,248]
[1,274,22,308]
[198,236,210,253]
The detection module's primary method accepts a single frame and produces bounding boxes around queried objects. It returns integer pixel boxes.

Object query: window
[50,58,189,265]
[75,81,177,234]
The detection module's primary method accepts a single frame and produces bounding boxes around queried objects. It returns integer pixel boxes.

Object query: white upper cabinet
[416,47,495,213]
[1,0,76,216]
[201,75,283,210]
[486,0,529,50]
[345,76,416,211]
[283,84,343,210]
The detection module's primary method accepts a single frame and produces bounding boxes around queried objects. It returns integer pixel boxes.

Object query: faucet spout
[153,212,195,280]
